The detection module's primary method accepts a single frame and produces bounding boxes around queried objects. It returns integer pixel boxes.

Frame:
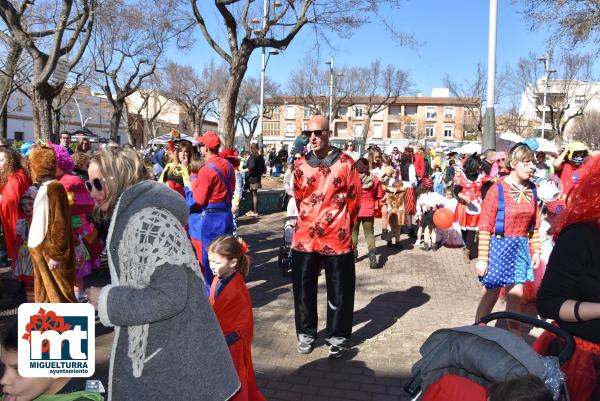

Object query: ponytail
[208,235,252,278]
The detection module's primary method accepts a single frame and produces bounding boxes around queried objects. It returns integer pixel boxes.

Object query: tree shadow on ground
[350,286,431,345]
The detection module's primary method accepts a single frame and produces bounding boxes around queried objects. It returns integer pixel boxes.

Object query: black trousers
[291,250,356,345]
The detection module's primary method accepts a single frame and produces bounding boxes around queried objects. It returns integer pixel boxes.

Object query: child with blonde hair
[208,236,265,401]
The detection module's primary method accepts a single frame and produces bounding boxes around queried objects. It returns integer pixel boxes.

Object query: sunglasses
[85,178,104,192]
[302,130,328,137]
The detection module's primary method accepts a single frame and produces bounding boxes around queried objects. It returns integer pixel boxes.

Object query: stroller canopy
[409,325,546,395]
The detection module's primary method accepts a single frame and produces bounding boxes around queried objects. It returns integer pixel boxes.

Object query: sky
[170,0,594,104]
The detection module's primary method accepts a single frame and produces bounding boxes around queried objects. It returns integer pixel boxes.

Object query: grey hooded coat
[97,180,240,401]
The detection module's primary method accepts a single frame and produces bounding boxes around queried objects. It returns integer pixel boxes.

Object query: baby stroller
[277,197,298,276]
[404,312,575,401]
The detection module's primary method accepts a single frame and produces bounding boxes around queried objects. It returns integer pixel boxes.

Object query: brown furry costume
[28,145,76,303]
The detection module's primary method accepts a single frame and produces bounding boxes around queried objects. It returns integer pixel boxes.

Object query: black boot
[368,250,378,269]
[382,228,388,238]
[354,248,358,263]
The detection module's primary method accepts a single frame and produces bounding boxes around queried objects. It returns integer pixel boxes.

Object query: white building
[5,86,216,147]
[519,79,600,140]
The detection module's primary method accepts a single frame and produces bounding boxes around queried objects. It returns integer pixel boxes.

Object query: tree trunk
[53,109,62,143]
[110,103,124,143]
[0,43,23,139]
[218,47,252,149]
[0,104,7,139]
[361,114,372,145]
[31,83,54,142]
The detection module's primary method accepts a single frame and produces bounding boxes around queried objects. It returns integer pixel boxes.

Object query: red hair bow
[239,238,249,255]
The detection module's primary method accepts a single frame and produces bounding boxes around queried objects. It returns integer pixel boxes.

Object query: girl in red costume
[208,236,265,401]
[52,144,102,301]
[453,155,484,262]
[0,148,31,266]
[535,154,600,401]
[159,141,192,196]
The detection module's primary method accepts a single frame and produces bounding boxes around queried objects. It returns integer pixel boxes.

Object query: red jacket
[0,169,31,261]
[192,156,235,207]
[358,175,383,218]
[414,152,425,178]
[292,148,361,255]
[210,273,265,401]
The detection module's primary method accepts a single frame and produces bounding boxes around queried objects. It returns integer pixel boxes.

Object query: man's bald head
[307,115,329,131]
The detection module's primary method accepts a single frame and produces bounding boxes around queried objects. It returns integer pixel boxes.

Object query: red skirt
[533,328,600,401]
[404,187,416,216]
[454,203,480,230]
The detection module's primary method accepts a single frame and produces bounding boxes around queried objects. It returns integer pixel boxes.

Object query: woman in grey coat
[85,148,240,401]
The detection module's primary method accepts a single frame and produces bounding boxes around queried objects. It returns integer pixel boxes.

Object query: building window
[338,107,348,116]
[388,105,401,116]
[444,106,455,120]
[354,105,364,119]
[372,123,383,139]
[263,121,280,136]
[353,123,364,137]
[302,122,308,131]
[443,125,454,139]
[574,95,585,107]
[426,124,435,138]
[285,122,295,137]
[426,106,436,120]
[372,109,384,120]
[13,131,23,141]
[303,107,314,119]
[271,106,281,119]
[388,123,400,137]
[285,105,295,119]
[404,122,417,135]
[336,122,348,136]
[404,105,417,116]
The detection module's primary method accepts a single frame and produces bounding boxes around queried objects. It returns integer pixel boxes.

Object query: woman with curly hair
[0,148,31,267]
[534,154,600,401]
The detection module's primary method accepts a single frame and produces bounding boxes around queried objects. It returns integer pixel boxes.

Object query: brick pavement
[83,212,540,400]
[241,212,487,401]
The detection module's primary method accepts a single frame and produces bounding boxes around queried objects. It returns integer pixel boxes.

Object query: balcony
[444,115,455,122]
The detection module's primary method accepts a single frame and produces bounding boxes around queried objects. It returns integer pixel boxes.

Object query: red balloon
[433,208,454,230]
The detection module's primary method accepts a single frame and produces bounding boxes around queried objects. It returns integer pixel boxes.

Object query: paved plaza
[18,211,539,401]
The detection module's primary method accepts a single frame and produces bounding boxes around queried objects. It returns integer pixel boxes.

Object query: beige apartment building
[262,95,479,150]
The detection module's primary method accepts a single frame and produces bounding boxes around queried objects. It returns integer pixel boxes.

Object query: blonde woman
[84,147,239,401]
[476,143,541,334]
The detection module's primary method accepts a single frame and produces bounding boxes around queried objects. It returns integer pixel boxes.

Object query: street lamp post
[537,53,556,139]
[325,58,342,132]
[257,0,281,149]
[482,0,497,152]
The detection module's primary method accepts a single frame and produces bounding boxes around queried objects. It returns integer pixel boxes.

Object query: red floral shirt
[292,149,361,255]
[453,170,484,202]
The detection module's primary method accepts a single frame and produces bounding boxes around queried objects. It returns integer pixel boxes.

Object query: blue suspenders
[494,181,538,237]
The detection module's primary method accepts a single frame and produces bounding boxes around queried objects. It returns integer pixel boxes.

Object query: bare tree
[496,104,535,137]
[443,62,509,139]
[570,110,600,149]
[0,37,23,138]
[515,0,600,51]
[91,0,190,142]
[164,61,224,138]
[0,0,94,141]
[512,50,597,143]
[235,75,279,143]
[191,0,415,148]
[286,56,350,120]
[344,60,411,144]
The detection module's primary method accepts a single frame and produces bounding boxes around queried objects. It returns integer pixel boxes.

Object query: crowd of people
[0,123,599,400]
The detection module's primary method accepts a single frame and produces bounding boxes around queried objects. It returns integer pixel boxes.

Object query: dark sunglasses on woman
[85,178,104,192]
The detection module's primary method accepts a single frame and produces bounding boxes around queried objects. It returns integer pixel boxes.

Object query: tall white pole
[257,0,268,148]
[540,53,549,140]
[482,0,497,151]
[328,57,334,129]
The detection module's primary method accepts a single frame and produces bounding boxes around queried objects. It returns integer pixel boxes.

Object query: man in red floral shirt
[292,115,361,358]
